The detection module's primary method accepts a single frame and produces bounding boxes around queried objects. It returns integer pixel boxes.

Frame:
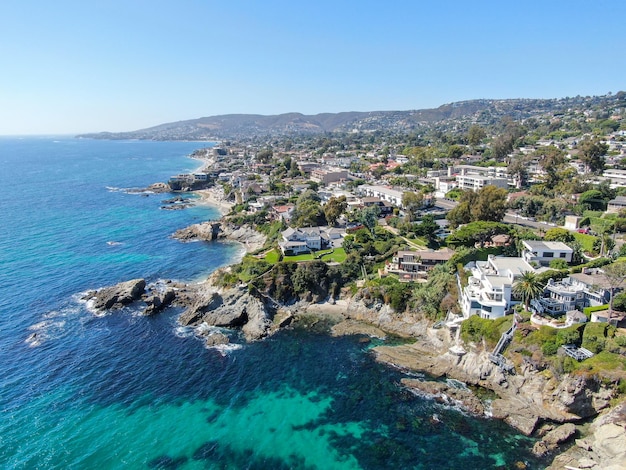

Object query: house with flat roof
[455,174,509,191]
[460,255,535,319]
[358,185,405,208]
[521,240,574,266]
[387,249,454,282]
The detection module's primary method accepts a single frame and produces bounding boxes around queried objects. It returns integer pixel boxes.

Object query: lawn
[572,232,597,254]
[263,249,281,264]
[282,248,346,263]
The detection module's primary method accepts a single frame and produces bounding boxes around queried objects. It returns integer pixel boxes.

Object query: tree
[256,148,273,163]
[354,205,380,233]
[293,190,324,227]
[323,196,347,227]
[446,221,510,248]
[602,261,626,318]
[446,190,477,228]
[467,125,487,147]
[544,227,575,243]
[415,214,440,247]
[579,137,608,174]
[513,271,544,311]
[402,191,424,222]
[534,146,566,188]
[578,189,607,211]
[471,185,508,222]
[508,155,529,188]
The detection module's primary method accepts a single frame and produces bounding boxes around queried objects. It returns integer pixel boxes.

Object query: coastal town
[91,93,626,469]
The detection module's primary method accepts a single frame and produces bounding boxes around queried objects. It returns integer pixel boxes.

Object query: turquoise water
[0,137,546,469]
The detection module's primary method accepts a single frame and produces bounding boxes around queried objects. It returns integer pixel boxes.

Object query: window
[559,253,567,258]
[544,252,554,258]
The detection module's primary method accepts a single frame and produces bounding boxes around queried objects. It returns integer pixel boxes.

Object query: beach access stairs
[488,317,518,373]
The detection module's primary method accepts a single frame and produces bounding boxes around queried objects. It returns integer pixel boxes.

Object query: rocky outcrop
[201,331,230,348]
[532,423,576,457]
[172,222,219,241]
[86,278,146,310]
[373,341,614,436]
[401,378,485,415]
[178,285,274,341]
[172,221,266,253]
[546,401,626,470]
[143,289,175,315]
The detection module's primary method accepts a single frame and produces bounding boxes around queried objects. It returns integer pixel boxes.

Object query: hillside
[77,93,623,141]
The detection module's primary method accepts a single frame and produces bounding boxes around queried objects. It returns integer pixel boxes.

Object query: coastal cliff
[298,295,624,467]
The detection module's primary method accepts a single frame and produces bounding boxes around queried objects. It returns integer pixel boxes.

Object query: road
[503,213,557,230]
[434,198,559,231]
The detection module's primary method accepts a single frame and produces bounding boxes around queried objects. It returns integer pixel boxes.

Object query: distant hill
[77,94,622,140]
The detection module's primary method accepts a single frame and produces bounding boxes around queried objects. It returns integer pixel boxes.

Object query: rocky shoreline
[83,218,625,469]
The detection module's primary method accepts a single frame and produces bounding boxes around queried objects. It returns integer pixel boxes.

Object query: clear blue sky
[1,0,624,135]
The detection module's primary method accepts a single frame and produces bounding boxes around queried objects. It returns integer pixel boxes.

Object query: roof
[415,249,454,261]
[522,240,574,252]
[485,275,508,288]
[273,204,294,213]
[569,272,612,290]
[488,256,536,277]
[492,234,511,243]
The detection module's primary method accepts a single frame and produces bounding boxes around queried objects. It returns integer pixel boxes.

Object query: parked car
[577,228,590,234]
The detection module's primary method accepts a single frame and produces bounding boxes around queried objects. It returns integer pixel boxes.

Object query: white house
[358,185,405,208]
[521,240,573,266]
[455,174,509,191]
[460,255,535,319]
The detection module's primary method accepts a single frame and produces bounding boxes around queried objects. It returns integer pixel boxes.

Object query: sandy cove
[194,188,234,216]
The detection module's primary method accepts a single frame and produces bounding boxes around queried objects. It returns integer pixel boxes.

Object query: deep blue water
[0,137,546,469]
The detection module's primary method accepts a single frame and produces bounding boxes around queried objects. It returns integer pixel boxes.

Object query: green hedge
[583,304,609,317]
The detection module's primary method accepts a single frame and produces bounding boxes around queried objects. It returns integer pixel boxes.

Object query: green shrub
[583,305,610,318]
[582,322,612,353]
[460,315,512,347]
[542,341,559,356]
[549,258,570,270]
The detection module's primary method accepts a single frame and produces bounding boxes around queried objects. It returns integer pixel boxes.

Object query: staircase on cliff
[489,316,518,372]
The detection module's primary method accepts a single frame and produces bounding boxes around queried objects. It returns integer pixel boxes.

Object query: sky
[1,0,625,135]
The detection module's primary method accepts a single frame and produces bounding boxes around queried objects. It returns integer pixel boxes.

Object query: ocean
[0,137,546,469]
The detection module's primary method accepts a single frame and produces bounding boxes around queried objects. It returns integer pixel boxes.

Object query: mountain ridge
[77,94,622,140]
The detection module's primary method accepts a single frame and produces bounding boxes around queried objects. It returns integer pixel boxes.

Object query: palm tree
[513,271,544,311]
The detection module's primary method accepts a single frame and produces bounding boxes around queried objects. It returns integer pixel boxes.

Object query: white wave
[483,399,493,418]
[105,186,152,195]
[446,378,469,391]
[25,332,44,347]
[174,326,195,338]
[25,315,71,347]
[106,241,123,246]
[28,319,66,331]
[43,305,80,319]
[207,343,243,356]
